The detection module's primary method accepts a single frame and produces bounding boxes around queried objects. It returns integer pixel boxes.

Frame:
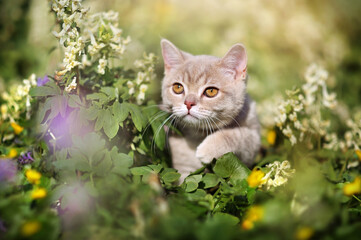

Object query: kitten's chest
[178,127,208,147]
[168,128,207,166]
[168,133,204,172]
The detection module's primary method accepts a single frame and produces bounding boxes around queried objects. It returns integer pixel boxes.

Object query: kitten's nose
[184,100,196,111]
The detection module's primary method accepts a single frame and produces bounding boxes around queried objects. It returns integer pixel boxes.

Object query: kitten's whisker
[212,116,229,129]
[165,116,178,150]
[205,118,212,135]
[152,114,175,153]
[197,118,201,134]
[209,117,227,139]
[208,117,216,135]
[209,118,216,135]
[154,114,177,153]
[143,104,163,109]
[142,111,169,139]
[224,114,242,128]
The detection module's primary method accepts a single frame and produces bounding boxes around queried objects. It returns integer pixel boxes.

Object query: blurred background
[1,0,361,108]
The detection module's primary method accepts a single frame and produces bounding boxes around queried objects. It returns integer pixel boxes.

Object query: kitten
[160,39,260,182]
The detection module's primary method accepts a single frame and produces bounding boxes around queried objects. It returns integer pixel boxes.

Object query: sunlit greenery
[1,0,360,239]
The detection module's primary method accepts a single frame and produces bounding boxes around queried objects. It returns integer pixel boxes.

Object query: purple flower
[18,151,34,165]
[37,75,49,86]
[0,219,6,232]
[0,159,17,182]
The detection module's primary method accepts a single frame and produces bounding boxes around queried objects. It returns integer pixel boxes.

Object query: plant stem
[353,195,361,203]
[338,157,349,179]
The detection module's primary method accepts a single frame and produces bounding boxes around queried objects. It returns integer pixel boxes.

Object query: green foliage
[1,1,361,239]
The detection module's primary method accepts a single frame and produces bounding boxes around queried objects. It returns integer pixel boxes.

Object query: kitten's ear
[161,39,186,74]
[220,44,247,80]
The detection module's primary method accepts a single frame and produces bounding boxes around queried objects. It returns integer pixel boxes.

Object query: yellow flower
[356,150,361,162]
[6,148,18,158]
[343,176,361,196]
[241,206,264,230]
[247,168,266,188]
[21,220,41,237]
[241,219,254,230]
[267,130,276,145]
[31,188,47,200]
[10,122,24,135]
[296,227,314,240]
[25,169,42,185]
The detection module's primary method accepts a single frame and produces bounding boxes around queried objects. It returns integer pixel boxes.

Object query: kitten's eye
[172,83,184,94]
[204,87,219,98]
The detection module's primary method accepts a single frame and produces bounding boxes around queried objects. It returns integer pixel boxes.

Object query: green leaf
[93,151,112,176]
[100,87,117,99]
[213,153,251,183]
[29,85,60,97]
[247,187,256,204]
[161,172,181,184]
[74,160,92,172]
[53,159,75,171]
[125,103,146,131]
[202,173,220,189]
[102,109,119,139]
[84,104,100,121]
[37,97,52,122]
[95,109,107,131]
[143,107,167,150]
[212,212,240,226]
[185,181,198,192]
[68,94,83,108]
[47,95,67,119]
[112,151,134,176]
[184,174,203,192]
[148,164,163,173]
[186,189,207,201]
[86,92,108,102]
[71,132,106,160]
[130,166,154,176]
[112,102,130,124]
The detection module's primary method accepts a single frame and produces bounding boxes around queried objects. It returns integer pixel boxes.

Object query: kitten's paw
[196,141,217,164]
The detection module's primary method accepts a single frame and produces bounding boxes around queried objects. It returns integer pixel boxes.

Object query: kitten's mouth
[183,114,199,124]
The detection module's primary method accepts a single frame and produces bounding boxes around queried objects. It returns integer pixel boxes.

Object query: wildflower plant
[275,64,337,147]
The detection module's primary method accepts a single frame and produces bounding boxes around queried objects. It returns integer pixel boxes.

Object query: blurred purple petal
[0,159,17,182]
[0,219,6,232]
[37,75,49,86]
[18,151,34,165]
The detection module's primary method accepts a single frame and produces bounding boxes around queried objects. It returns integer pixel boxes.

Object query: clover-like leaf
[213,153,250,184]
[202,173,221,189]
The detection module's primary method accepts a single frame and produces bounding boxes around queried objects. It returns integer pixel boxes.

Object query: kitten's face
[161,40,248,128]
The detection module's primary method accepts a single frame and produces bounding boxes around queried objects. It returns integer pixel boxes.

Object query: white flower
[140,84,148,93]
[65,77,77,92]
[136,84,148,104]
[88,33,106,56]
[290,135,297,145]
[80,54,91,68]
[134,60,145,69]
[136,72,146,85]
[294,121,302,130]
[110,43,125,55]
[127,81,135,95]
[261,160,295,190]
[97,58,107,75]
[282,125,293,138]
[101,10,119,21]
[289,112,297,122]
